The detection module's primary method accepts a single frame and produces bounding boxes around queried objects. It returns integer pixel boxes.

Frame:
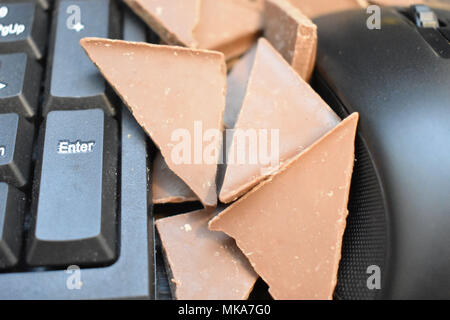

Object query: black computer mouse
[312,4,450,299]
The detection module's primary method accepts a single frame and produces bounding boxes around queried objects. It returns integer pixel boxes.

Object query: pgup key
[0,2,48,60]
[26,109,119,268]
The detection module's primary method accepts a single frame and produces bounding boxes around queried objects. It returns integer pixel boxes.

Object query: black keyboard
[0,0,158,299]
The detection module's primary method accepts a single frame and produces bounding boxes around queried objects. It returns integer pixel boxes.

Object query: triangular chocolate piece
[81,38,226,208]
[152,151,199,204]
[219,38,340,203]
[194,0,263,60]
[264,0,317,80]
[123,0,200,47]
[156,209,258,299]
[210,113,359,300]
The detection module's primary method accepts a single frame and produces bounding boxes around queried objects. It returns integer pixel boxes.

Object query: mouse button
[405,5,450,58]
[411,4,440,28]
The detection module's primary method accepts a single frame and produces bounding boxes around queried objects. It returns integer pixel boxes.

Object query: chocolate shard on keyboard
[288,0,365,19]
[210,113,359,300]
[264,0,318,81]
[156,209,258,300]
[194,0,263,60]
[219,38,340,203]
[123,0,200,47]
[81,38,226,208]
[225,45,257,129]
[152,151,199,204]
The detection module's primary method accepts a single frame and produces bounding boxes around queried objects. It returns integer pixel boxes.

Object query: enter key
[26,109,119,268]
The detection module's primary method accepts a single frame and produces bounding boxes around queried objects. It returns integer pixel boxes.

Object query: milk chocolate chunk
[123,0,200,47]
[152,151,199,204]
[264,0,318,81]
[194,0,263,60]
[225,45,257,129]
[125,0,262,60]
[81,38,226,208]
[288,0,365,19]
[210,113,359,300]
[219,39,340,203]
[156,209,258,300]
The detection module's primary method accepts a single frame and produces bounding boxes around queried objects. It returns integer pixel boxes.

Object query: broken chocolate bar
[194,0,263,60]
[152,151,199,204]
[81,38,226,208]
[264,0,317,81]
[219,38,340,203]
[156,209,258,300]
[123,0,200,47]
[124,0,263,60]
[210,113,359,300]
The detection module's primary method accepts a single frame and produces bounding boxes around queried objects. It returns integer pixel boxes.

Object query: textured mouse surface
[313,75,387,300]
[334,136,387,300]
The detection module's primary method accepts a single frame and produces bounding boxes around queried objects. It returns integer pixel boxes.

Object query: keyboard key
[43,0,119,116]
[0,182,25,270]
[2,0,50,11]
[0,2,48,60]
[0,113,34,187]
[26,109,119,267]
[0,53,42,117]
